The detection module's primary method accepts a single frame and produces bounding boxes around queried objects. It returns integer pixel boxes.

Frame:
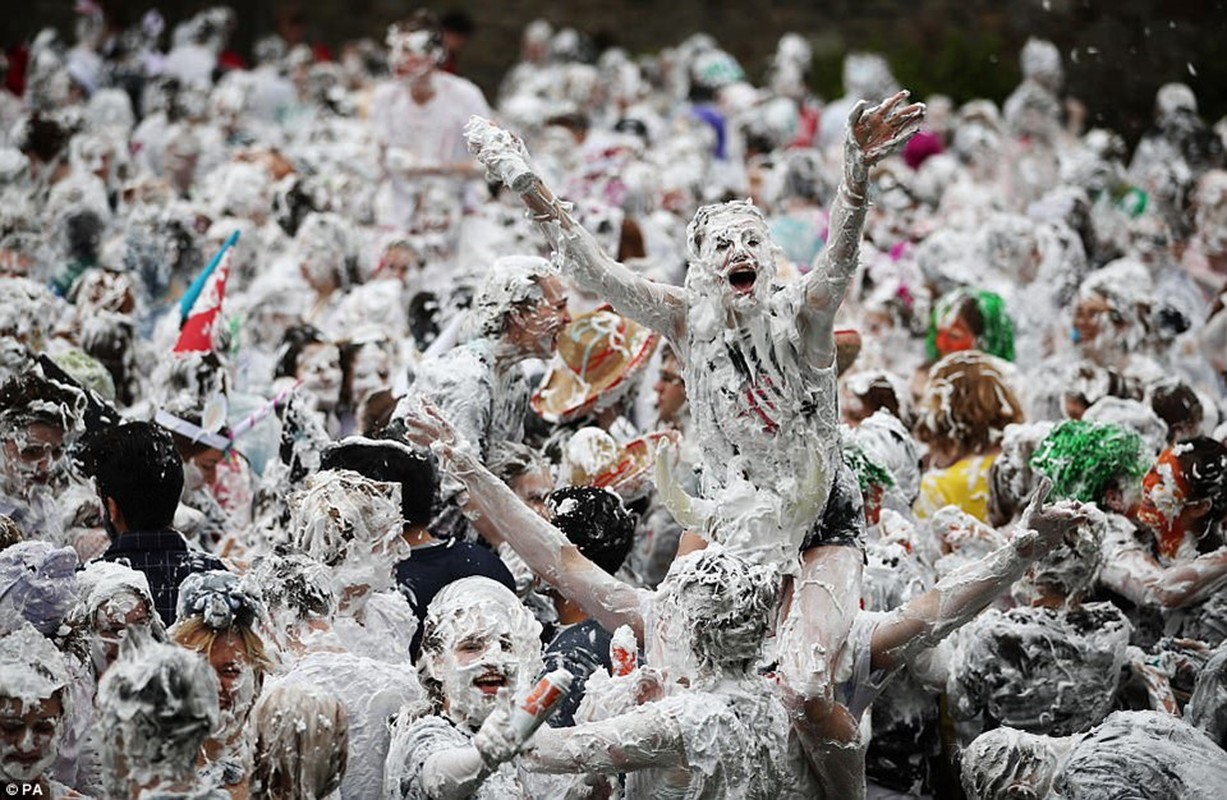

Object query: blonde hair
[251,683,348,800]
[171,616,274,674]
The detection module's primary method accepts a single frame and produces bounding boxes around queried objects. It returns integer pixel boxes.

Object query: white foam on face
[0,626,71,783]
[296,342,342,411]
[73,560,158,671]
[420,577,542,731]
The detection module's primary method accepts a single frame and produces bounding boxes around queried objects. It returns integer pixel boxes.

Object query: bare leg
[778,545,864,737]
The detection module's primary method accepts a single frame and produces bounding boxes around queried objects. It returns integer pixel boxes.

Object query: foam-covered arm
[523,704,686,774]
[1100,547,1227,609]
[870,538,1030,673]
[418,746,494,800]
[464,115,685,341]
[401,402,647,638]
[805,92,924,319]
[552,222,687,344]
[870,486,1083,672]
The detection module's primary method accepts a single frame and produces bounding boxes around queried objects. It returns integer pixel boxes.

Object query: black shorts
[799,458,866,552]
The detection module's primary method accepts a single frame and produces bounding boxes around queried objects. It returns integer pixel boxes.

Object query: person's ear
[104,496,127,530]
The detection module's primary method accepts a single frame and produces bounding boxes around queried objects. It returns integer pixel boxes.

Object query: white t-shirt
[369,72,490,169]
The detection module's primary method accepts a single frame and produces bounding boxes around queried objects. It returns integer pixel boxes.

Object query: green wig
[843,442,895,493]
[926,287,1015,362]
[1029,420,1149,503]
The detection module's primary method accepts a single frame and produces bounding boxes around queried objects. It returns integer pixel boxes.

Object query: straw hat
[563,427,682,498]
[532,306,659,423]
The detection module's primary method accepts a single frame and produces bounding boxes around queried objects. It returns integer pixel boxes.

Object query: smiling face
[422,579,541,730]
[432,603,523,729]
[0,694,62,782]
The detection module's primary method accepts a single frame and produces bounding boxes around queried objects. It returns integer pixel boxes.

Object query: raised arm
[870,483,1088,673]
[1099,545,1227,609]
[465,116,687,342]
[804,92,924,318]
[401,402,647,638]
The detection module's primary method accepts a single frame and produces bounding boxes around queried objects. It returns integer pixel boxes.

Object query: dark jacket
[101,529,226,626]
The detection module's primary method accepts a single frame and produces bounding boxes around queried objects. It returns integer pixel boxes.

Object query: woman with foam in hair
[0,624,81,798]
[171,570,273,799]
[914,351,1026,522]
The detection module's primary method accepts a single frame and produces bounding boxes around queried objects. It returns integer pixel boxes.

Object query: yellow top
[914,453,999,523]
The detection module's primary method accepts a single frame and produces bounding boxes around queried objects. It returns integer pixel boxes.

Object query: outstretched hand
[473,688,520,767]
[464,115,539,193]
[1015,477,1090,559]
[398,399,477,474]
[849,90,926,166]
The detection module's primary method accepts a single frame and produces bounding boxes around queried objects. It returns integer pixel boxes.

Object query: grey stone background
[7,0,1226,147]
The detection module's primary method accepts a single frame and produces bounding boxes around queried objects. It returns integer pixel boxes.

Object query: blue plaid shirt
[101,529,226,626]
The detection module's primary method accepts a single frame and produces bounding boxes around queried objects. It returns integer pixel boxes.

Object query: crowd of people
[2,3,1227,798]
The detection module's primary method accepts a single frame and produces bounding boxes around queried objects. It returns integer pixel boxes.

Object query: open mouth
[728,265,758,295]
[473,671,508,695]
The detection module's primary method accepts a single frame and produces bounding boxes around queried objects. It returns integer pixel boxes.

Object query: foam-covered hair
[418,577,542,706]
[961,725,1065,800]
[75,560,155,620]
[286,469,403,568]
[0,623,71,708]
[97,636,220,787]
[0,541,78,636]
[471,255,557,339]
[684,199,770,262]
[1030,420,1149,503]
[175,570,263,631]
[926,287,1015,362]
[657,546,778,671]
